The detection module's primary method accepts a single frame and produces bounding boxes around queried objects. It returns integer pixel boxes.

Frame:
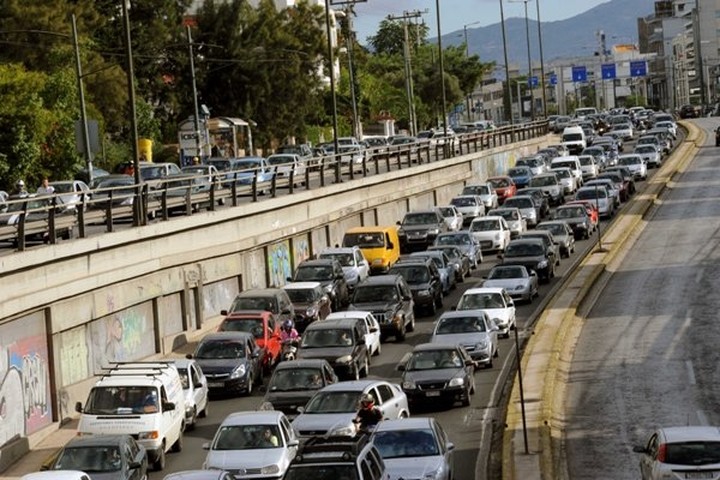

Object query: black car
[397,209,448,252]
[290,258,350,310]
[388,258,443,316]
[716,126,720,146]
[188,331,264,396]
[679,104,697,119]
[42,434,147,480]
[349,275,415,342]
[499,238,555,283]
[261,359,339,419]
[398,343,476,408]
[296,318,370,380]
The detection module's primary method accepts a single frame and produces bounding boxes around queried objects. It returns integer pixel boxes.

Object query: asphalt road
[564,118,720,479]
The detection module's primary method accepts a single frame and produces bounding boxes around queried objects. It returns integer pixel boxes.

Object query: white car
[437,205,463,231]
[174,358,210,430]
[450,195,485,226]
[455,287,516,338]
[203,410,299,477]
[22,473,90,480]
[430,310,499,367]
[49,180,91,212]
[633,426,720,480]
[578,155,598,180]
[267,154,306,186]
[585,179,620,207]
[633,145,662,168]
[575,186,613,218]
[618,154,648,180]
[550,167,578,195]
[610,122,634,140]
[318,246,370,290]
[654,120,677,138]
[461,183,499,210]
[487,207,527,238]
[468,216,511,252]
[325,311,381,357]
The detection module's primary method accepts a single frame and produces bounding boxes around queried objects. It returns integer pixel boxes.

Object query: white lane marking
[686,360,696,386]
[695,269,703,284]
[697,410,709,426]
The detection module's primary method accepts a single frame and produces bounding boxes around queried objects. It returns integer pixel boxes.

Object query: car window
[375,384,394,404]
[367,448,384,479]
[324,365,336,383]
[279,418,292,444]
[366,387,381,405]
[361,459,373,480]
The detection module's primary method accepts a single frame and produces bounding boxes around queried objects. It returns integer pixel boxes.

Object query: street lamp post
[186,25,203,164]
[71,15,94,186]
[463,20,482,122]
[435,0,449,141]
[535,0,547,118]
[323,0,341,183]
[509,0,534,121]
[499,0,515,125]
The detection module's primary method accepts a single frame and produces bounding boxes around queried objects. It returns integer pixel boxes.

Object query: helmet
[282,319,294,331]
[16,180,24,187]
[360,393,374,408]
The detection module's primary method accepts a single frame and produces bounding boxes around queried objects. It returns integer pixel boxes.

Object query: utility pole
[388,9,427,136]
[187,25,202,162]
[71,15,94,185]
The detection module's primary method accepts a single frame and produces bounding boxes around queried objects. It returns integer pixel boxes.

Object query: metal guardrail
[0,121,549,252]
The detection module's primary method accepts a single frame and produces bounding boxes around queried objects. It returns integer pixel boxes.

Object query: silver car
[633,145,662,168]
[501,195,538,228]
[536,221,575,258]
[633,426,720,480]
[372,417,455,480]
[430,310,499,367]
[487,207,527,238]
[482,265,538,303]
[450,195,485,226]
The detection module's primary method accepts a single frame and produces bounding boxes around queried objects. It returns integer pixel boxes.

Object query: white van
[561,126,587,154]
[551,155,584,187]
[76,362,186,471]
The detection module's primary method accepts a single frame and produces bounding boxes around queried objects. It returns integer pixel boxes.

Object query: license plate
[685,473,712,479]
[208,382,223,388]
[425,391,441,397]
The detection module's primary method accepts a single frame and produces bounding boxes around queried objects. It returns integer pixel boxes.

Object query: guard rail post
[184,184,192,216]
[106,191,114,232]
[374,154,380,175]
[18,201,27,251]
[252,173,258,202]
[362,156,368,177]
[161,183,169,221]
[289,169,295,195]
[209,179,216,211]
[48,196,57,244]
[78,193,86,238]
[349,156,355,181]
[141,183,150,224]
[385,150,392,172]
[320,162,326,188]
[271,172,277,198]
[406,146,413,167]
[305,164,311,189]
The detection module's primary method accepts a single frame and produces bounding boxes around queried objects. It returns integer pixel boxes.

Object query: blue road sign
[601,63,616,80]
[528,76,539,88]
[549,74,557,86]
[630,60,647,77]
[572,66,587,82]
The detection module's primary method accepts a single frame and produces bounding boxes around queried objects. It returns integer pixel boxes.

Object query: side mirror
[286,276,293,282]
[632,445,647,454]
[370,327,379,333]
[396,221,401,225]
[396,363,406,371]
[185,353,193,359]
[297,406,306,414]
[202,442,211,450]
[447,442,456,451]
[220,309,228,316]
[162,402,176,411]
[336,274,344,280]
[129,461,142,470]
[75,401,83,413]
[289,439,300,447]
[464,359,474,366]
[194,381,203,389]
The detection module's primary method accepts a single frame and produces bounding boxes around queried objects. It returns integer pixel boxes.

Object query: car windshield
[664,441,720,465]
[305,391,361,413]
[206,159,231,171]
[284,465,358,480]
[430,247,461,261]
[635,146,655,153]
[373,429,439,458]
[55,446,122,472]
[471,220,500,232]
[195,340,246,359]
[463,185,490,196]
[140,166,165,180]
[403,213,438,225]
[451,197,477,207]
[343,232,384,248]
[562,133,583,142]
[488,266,526,279]
[505,242,545,256]
[301,329,354,348]
[390,265,430,284]
[435,234,471,246]
[436,316,486,334]
[553,170,571,179]
[577,189,606,200]
[352,285,398,303]
[457,292,505,309]
[236,160,261,169]
[407,350,462,370]
[619,157,640,166]
[579,157,593,166]
[490,209,519,221]
[219,318,264,338]
[488,178,509,188]
[267,155,294,165]
[508,168,531,177]
[212,424,282,450]
[530,176,556,187]
[437,207,455,217]
[295,265,333,281]
[555,207,584,219]
[50,183,74,194]
[538,224,565,236]
[177,367,190,389]
[319,252,354,267]
[83,386,158,415]
[286,288,319,303]
[229,296,277,313]
[504,198,533,209]
[269,368,324,391]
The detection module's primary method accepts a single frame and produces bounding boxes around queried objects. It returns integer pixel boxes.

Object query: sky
[351,0,610,45]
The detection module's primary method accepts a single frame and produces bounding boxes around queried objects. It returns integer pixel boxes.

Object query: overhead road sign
[572,66,587,82]
[630,60,647,77]
[601,63,616,80]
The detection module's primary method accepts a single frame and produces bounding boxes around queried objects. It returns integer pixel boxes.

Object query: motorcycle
[281,339,300,361]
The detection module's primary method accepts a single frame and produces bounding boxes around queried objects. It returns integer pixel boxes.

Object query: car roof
[274,359,332,370]
[463,287,505,295]
[374,417,434,431]
[358,274,402,286]
[438,310,487,319]
[200,331,255,342]
[163,470,231,480]
[283,282,323,290]
[237,289,285,298]
[508,238,545,246]
[222,311,273,319]
[326,311,372,320]
[297,259,336,267]
[320,247,359,254]
[659,426,720,443]
[65,434,133,448]
[220,410,285,426]
[412,342,459,352]
[305,318,360,329]
[320,379,389,392]
[22,472,90,480]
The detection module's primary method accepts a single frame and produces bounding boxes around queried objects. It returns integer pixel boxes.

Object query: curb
[502,121,705,480]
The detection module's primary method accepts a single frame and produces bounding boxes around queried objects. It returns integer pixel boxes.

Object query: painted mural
[89,301,154,372]
[0,313,52,448]
[293,236,311,267]
[267,241,291,287]
[203,279,238,319]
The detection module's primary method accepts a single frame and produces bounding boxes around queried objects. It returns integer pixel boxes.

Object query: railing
[0,120,549,252]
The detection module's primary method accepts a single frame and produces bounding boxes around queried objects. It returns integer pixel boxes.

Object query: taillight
[657,443,667,462]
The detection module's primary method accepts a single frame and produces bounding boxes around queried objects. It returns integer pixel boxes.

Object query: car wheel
[353,362,361,381]
[494,346,500,358]
[361,356,370,377]
[171,432,183,452]
[153,445,166,471]
[396,322,406,342]
[470,376,476,395]
[434,291,443,309]
[486,356,493,369]
[407,314,415,332]
[199,400,209,418]
[186,407,197,431]
[246,375,253,395]
[374,342,382,356]
[461,387,471,406]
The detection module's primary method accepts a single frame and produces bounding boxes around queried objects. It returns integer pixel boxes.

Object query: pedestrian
[36,177,54,195]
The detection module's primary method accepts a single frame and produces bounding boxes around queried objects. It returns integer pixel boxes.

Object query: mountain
[441,0,656,69]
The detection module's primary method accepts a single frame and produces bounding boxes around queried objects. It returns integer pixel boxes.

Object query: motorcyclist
[279,319,299,344]
[353,393,383,434]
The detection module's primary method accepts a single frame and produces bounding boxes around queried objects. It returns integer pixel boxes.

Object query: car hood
[206,448,287,470]
[264,390,316,409]
[384,456,446,480]
[195,358,247,374]
[483,278,530,291]
[292,412,355,434]
[296,346,354,361]
[403,368,461,383]
[349,302,396,313]
[431,332,490,346]
[557,215,586,224]
[471,231,502,241]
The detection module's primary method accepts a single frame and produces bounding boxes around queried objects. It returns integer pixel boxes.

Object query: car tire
[361,356,370,377]
[407,314,416,332]
[486,356,493,369]
[434,292,443,309]
[171,432,183,452]
[153,445,166,471]
[353,362,361,381]
[245,375,253,396]
[374,342,382,356]
[461,387,471,407]
[186,407,197,431]
[396,322,406,342]
[199,400,209,418]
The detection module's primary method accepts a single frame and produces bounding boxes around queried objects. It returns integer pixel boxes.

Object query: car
[461,183,499,209]
[632,426,720,480]
[449,195,485,225]
[202,410,299,478]
[585,179,620,207]
[188,331,264,396]
[217,311,282,373]
[372,417,455,480]
[283,432,388,480]
[342,225,402,275]
[139,162,183,189]
[335,136,366,169]
[49,180,91,212]
[433,231,484,269]
[499,238,555,283]
[528,173,564,206]
[222,288,295,325]
[507,166,534,189]
[430,310,499,367]
[678,104,698,119]
[162,471,235,480]
[290,258,350,311]
[634,144,662,168]
[597,171,632,202]
[581,147,608,171]
[388,258,444,316]
[553,204,594,240]
[397,343,476,408]
[318,246,370,291]
[221,156,275,193]
[536,221,575,258]
[487,207,527,238]
[407,249,457,294]
[174,358,210,430]
[618,154,648,180]
[515,156,546,176]
[610,122,634,140]
[578,155,599,180]
[276,143,314,166]
[469,216,511,252]
[565,200,600,230]
[291,379,410,438]
[482,265,538,303]
[396,209,448,252]
[636,134,662,153]
[455,287,517,338]
[654,120,677,138]
[515,186,550,220]
[161,173,215,213]
[261,359,339,419]
[296,317,371,380]
[282,282,332,332]
[325,311,382,357]
[550,167,578,195]
[91,175,136,214]
[518,230,561,267]
[266,153,306,187]
[348,274,415,342]
[40,434,147,480]
[5,194,76,244]
[486,175,517,204]
[427,245,471,282]
[436,205,464,231]
[501,195,539,227]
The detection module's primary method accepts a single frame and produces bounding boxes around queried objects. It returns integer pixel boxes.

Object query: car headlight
[448,377,464,387]
[372,258,385,266]
[305,306,318,317]
[402,380,417,389]
[230,364,247,379]
[335,355,353,364]
[261,465,281,475]
[398,228,406,236]
[495,233,502,240]
[476,340,488,349]
[428,228,440,235]
[418,289,431,297]
[537,260,548,269]
[423,467,443,480]
[329,425,356,437]
[324,284,333,293]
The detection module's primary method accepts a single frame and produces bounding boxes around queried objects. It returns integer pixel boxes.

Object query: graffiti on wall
[293,237,311,267]
[203,280,237,318]
[267,241,291,287]
[0,314,52,448]
[89,300,154,372]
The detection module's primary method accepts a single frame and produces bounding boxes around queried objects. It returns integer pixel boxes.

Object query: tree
[367,19,428,56]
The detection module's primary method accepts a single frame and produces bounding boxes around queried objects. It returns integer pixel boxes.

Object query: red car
[218,311,282,373]
[487,176,517,205]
